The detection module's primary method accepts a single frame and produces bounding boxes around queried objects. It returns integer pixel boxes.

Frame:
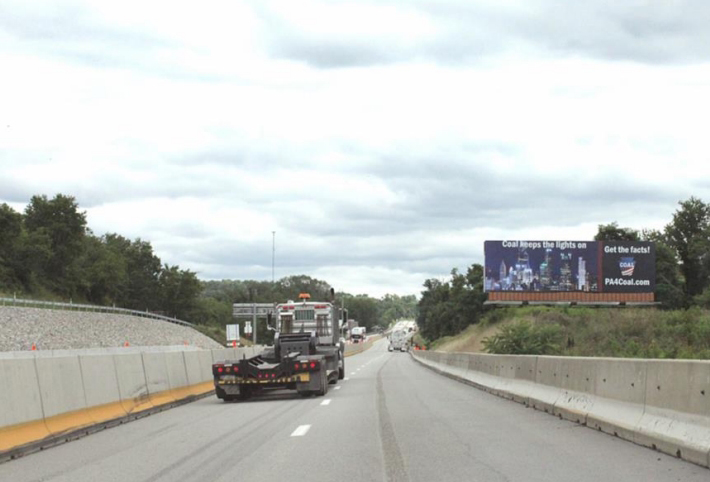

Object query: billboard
[484,241,655,293]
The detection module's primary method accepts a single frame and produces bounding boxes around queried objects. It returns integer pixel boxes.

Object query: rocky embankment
[0,306,222,351]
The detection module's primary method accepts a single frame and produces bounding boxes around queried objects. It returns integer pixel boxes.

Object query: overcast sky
[2,0,710,298]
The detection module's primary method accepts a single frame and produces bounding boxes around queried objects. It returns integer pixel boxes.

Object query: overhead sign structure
[226,324,240,342]
[484,240,655,297]
[232,303,274,317]
[233,303,274,343]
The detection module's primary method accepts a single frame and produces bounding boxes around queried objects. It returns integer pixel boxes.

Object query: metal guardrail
[0,297,195,328]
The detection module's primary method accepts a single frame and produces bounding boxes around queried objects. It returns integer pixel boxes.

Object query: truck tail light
[217,366,224,373]
[309,362,316,370]
[294,363,300,370]
[225,366,231,373]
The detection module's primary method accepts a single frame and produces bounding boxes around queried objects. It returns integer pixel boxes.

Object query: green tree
[0,203,23,290]
[102,235,162,310]
[377,294,418,327]
[342,294,379,330]
[189,296,232,327]
[158,264,201,320]
[416,264,487,340]
[664,197,710,298]
[594,222,640,241]
[80,233,128,305]
[23,194,87,295]
[642,229,684,309]
[15,228,53,292]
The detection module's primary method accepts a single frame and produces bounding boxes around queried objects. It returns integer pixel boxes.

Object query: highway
[1,339,707,482]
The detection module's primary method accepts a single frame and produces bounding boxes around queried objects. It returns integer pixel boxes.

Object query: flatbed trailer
[213,293,345,400]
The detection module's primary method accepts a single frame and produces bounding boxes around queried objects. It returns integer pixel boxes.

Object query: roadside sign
[226,324,240,342]
[245,321,252,334]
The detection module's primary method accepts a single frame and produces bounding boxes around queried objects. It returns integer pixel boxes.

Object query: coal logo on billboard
[484,240,654,293]
[601,242,655,292]
[619,257,635,276]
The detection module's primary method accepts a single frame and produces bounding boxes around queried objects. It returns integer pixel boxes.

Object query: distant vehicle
[351,326,366,343]
[212,292,345,401]
[389,328,411,352]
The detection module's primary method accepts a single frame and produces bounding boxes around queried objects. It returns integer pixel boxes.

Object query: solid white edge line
[291,425,311,437]
[320,399,332,406]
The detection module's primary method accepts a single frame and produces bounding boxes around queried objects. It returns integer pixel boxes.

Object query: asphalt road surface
[1,339,707,482]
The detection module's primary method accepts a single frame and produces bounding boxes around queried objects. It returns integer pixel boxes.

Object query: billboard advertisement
[484,241,655,293]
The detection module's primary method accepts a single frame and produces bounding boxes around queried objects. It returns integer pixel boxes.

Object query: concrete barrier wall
[164,351,190,400]
[183,351,204,386]
[114,353,152,415]
[587,358,647,442]
[412,350,710,469]
[142,352,174,407]
[78,355,127,425]
[0,348,219,458]
[0,358,48,452]
[637,359,710,466]
[196,350,214,381]
[35,356,93,435]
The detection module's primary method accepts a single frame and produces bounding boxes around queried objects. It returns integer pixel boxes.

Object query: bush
[482,321,563,355]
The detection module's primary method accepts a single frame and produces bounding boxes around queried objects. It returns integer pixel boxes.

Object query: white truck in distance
[350,326,366,343]
[389,320,417,352]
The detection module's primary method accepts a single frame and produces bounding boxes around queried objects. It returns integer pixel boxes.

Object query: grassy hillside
[435,306,710,359]
[429,322,509,352]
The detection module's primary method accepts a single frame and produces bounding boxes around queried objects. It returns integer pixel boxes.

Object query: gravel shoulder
[0,306,223,352]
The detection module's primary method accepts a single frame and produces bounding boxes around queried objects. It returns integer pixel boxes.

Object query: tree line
[416,196,710,342]
[0,194,417,339]
[0,194,201,320]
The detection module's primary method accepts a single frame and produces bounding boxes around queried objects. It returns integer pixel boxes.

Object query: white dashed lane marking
[291,425,311,437]
[320,399,332,406]
[335,386,341,390]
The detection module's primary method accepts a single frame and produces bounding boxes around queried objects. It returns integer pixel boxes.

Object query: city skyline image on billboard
[484,241,598,292]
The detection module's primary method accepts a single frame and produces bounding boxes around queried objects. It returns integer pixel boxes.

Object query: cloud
[3,0,710,298]
[255,0,710,67]
[0,2,174,69]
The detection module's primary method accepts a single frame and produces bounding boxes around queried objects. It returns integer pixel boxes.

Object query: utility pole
[253,302,257,346]
[272,231,276,284]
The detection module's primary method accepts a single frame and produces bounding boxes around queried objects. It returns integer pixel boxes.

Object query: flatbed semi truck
[213,292,345,401]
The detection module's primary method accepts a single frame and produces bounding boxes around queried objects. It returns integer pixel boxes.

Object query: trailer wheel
[317,369,329,396]
[338,355,345,380]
